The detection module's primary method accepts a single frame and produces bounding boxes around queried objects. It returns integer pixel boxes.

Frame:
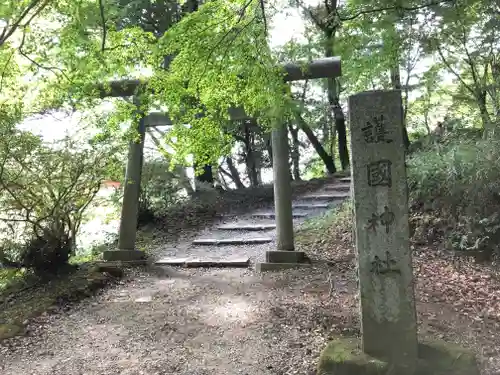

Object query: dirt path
[0,179,354,375]
[2,178,500,374]
[0,265,357,375]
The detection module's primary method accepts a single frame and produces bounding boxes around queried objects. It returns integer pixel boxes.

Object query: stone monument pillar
[349,90,417,373]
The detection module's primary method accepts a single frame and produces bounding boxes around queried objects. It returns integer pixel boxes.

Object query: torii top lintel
[96,57,341,98]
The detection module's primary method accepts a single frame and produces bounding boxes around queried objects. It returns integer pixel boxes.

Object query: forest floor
[1,179,500,374]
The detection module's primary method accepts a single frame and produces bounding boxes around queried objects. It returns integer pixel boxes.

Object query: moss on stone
[416,339,479,375]
[317,337,480,375]
[0,323,23,340]
[317,338,388,375]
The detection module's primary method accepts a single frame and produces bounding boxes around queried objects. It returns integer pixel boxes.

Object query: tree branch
[0,0,51,46]
[339,0,455,22]
[98,0,107,52]
[435,40,475,95]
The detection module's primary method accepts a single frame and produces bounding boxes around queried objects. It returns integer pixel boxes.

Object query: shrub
[407,133,500,260]
[136,159,193,226]
[0,129,121,275]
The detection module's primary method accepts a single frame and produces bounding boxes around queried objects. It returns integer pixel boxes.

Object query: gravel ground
[0,181,353,375]
[3,179,496,375]
[0,265,357,375]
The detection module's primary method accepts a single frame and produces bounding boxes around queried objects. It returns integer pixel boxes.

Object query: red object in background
[102,180,121,189]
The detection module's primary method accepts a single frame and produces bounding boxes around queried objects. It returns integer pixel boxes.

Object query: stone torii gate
[100,56,342,263]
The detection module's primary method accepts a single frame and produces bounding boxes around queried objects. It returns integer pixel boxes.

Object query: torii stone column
[100,57,341,263]
[103,99,170,261]
[256,57,343,271]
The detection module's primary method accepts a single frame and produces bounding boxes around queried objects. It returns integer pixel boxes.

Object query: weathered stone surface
[317,337,480,375]
[155,257,250,268]
[324,183,351,191]
[252,212,308,219]
[265,250,305,263]
[271,123,295,251]
[254,262,311,272]
[301,193,350,200]
[185,258,250,268]
[154,258,189,266]
[192,238,273,246]
[292,203,330,209]
[117,98,146,251]
[102,249,146,262]
[217,223,276,231]
[134,296,153,303]
[349,90,417,371]
[339,177,351,183]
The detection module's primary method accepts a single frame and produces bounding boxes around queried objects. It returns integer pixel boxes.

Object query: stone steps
[155,178,351,268]
[251,212,309,219]
[292,203,330,209]
[192,237,273,246]
[323,183,351,191]
[301,192,350,200]
[155,257,250,268]
[217,223,276,231]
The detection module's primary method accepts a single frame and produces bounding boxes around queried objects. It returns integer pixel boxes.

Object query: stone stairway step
[155,256,250,268]
[324,183,351,191]
[192,237,273,246]
[292,203,330,209]
[217,223,276,231]
[339,177,351,183]
[301,192,350,200]
[252,212,308,219]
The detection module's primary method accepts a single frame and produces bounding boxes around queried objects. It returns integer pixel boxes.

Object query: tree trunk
[194,155,213,186]
[288,124,301,180]
[324,35,349,170]
[263,131,273,166]
[217,169,230,190]
[244,123,259,187]
[476,91,494,138]
[226,157,245,189]
[294,111,336,174]
[390,66,411,149]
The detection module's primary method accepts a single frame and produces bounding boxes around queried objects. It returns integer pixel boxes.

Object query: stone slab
[192,237,273,246]
[102,250,146,262]
[317,337,480,375]
[134,296,153,303]
[349,90,417,369]
[301,193,350,200]
[292,203,330,209]
[154,257,189,265]
[265,250,305,263]
[339,177,351,183]
[155,257,250,268]
[255,262,311,272]
[252,212,308,219]
[324,183,351,191]
[217,223,276,231]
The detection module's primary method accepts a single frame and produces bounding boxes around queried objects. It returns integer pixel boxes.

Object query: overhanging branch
[94,56,342,98]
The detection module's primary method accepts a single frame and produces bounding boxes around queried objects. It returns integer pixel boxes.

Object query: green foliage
[300,198,353,233]
[137,158,190,224]
[0,130,121,274]
[0,268,26,292]
[408,132,500,259]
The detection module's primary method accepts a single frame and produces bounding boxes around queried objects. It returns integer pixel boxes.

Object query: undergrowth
[298,129,500,265]
[295,199,354,261]
[408,132,500,261]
